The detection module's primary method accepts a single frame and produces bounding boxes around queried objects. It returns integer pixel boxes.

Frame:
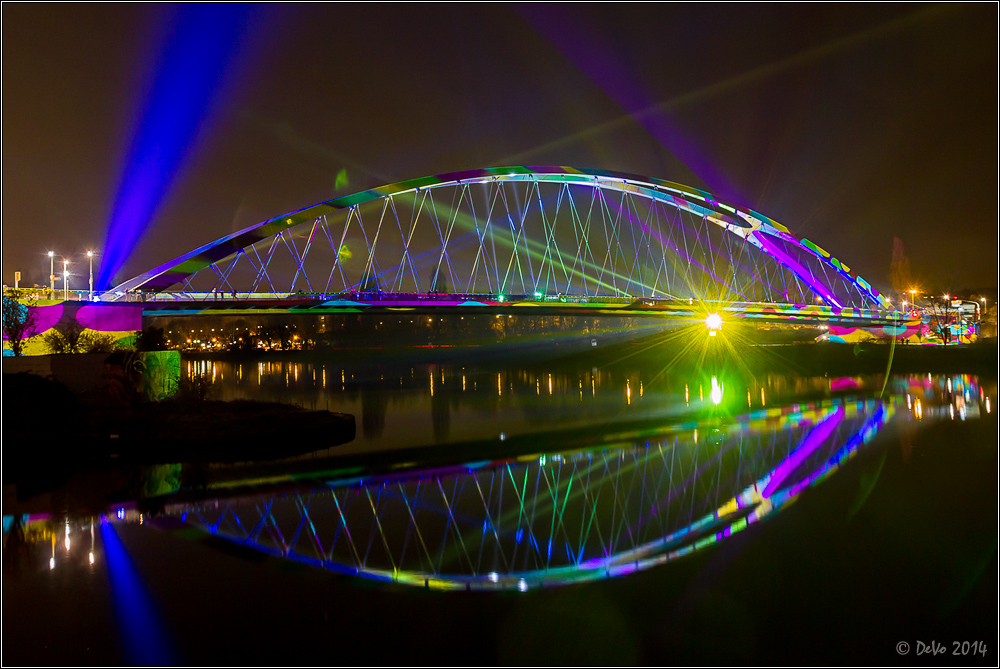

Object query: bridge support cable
[108,167,892,314]
[286,219,321,293]
[391,193,423,293]
[317,215,343,294]
[438,188,465,294]
[358,201,386,294]
[251,235,281,293]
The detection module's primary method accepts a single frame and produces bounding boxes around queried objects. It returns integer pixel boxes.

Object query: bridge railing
[111,291,763,307]
[2,287,97,302]
[105,290,903,314]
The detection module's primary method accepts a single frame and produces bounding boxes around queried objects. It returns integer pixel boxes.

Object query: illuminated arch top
[106,166,891,311]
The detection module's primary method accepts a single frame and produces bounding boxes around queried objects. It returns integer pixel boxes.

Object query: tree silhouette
[889,237,913,297]
[135,326,169,351]
[927,297,957,346]
[2,291,40,356]
[43,318,86,354]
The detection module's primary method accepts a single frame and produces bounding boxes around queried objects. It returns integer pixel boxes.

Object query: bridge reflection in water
[165,397,891,590]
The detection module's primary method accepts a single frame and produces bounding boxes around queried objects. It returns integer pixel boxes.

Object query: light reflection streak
[100,518,176,664]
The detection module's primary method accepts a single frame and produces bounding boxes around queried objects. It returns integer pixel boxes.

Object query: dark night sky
[2,3,997,294]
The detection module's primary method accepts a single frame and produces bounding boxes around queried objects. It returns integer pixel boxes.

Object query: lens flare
[710,376,724,405]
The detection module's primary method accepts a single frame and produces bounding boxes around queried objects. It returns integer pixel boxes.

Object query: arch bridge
[107,167,900,327]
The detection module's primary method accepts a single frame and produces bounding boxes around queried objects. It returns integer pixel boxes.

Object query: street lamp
[63,259,69,301]
[48,251,55,295]
[87,251,94,301]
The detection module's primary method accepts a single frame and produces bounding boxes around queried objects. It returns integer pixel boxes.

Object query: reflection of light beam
[99,5,255,290]
[100,519,176,665]
[761,406,844,497]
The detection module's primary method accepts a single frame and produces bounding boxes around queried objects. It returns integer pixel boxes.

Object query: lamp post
[941,294,952,346]
[63,260,69,301]
[87,251,94,301]
[48,251,55,295]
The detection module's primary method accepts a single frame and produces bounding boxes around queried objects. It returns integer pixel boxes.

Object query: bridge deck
[133,293,906,327]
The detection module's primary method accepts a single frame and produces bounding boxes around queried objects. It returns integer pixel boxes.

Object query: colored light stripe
[751,231,844,309]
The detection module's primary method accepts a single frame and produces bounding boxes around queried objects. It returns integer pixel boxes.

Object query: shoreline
[180,336,999,378]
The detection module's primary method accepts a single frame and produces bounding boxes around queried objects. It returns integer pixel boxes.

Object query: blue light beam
[99,4,254,290]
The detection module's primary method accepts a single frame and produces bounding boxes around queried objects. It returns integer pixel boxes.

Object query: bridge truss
[167,397,892,590]
[107,167,892,313]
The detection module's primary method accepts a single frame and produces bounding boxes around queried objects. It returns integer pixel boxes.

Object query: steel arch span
[106,167,891,312]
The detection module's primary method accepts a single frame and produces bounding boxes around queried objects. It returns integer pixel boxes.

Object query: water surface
[3,354,996,665]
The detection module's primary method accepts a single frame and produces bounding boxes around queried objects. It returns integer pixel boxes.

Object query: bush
[43,318,87,354]
[44,320,121,354]
[173,373,213,403]
[82,332,117,353]
[2,292,39,356]
[135,327,169,352]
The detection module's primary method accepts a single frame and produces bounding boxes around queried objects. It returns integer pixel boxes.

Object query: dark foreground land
[2,413,995,666]
[2,372,355,472]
